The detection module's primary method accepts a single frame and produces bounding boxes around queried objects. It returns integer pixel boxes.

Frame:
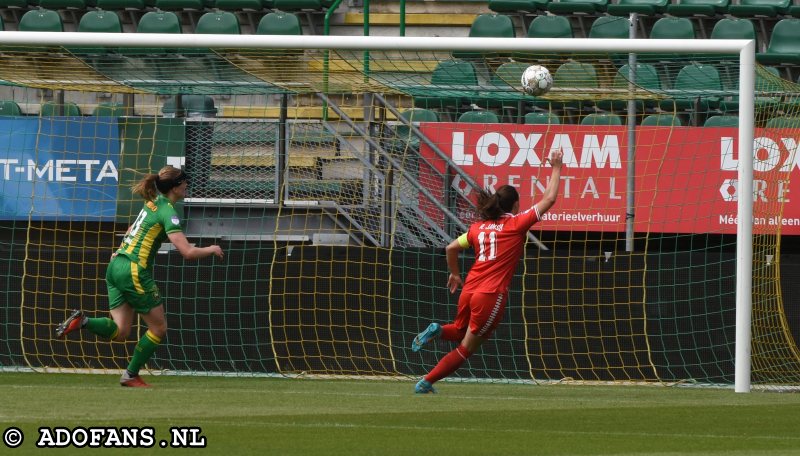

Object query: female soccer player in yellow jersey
[56,165,223,387]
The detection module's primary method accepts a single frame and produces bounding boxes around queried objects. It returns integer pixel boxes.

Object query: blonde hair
[131,165,184,201]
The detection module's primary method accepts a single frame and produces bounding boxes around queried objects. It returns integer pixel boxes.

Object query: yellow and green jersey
[116,195,183,270]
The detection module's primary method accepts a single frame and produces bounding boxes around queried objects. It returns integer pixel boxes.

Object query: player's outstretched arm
[534,150,564,216]
[168,231,224,261]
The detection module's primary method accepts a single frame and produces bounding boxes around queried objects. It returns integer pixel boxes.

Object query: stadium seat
[666,0,729,17]
[489,0,550,14]
[467,13,515,38]
[766,117,800,128]
[257,11,303,34]
[524,111,561,124]
[641,114,682,126]
[18,9,63,32]
[40,101,81,116]
[92,102,131,117]
[214,0,265,10]
[458,110,501,123]
[547,0,608,15]
[607,0,669,16]
[588,15,630,39]
[710,17,756,43]
[196,11,241,34]
[534,60,598,112]
[718,65,782,112]
[580,113,623,125]
[78,10,122,33]
[659,63,722,113]
[756,19,800,67]
[526,14,573,38]
[455,10,515,58]
[95,0,147,10]
[596,62,662,112]
[137,11,182,34]
[649,17,695,40]
[704,115,739,127]
[0,100,22,116]
[390,108,440,152]
[411,60,480,117]
[728,0,790,18]
[162,95,217,117]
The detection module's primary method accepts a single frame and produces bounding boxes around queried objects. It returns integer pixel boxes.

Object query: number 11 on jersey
[477,231,497,261]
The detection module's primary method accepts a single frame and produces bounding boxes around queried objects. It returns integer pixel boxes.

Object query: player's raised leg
[55,310,86,338]
[411,322,442,352]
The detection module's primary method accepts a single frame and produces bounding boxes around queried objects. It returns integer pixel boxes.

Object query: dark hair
[476,185,519,220]
[131,166,187,201]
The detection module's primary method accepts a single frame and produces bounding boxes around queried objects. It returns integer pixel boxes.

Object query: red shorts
[454,291,507,339]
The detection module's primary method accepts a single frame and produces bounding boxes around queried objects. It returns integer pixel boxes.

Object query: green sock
[84,317,119,340]
[126,330,162,376]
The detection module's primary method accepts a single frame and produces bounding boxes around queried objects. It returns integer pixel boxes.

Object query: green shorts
[105,255,162,314]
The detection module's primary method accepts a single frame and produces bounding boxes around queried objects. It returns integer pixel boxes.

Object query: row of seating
[5,7,303,34]
[489,0,800,18]
[0,0,333,12]
[395,107,800,128]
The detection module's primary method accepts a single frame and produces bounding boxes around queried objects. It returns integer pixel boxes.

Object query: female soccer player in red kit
[411,150,564,393]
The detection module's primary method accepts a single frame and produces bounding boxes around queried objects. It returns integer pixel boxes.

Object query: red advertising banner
[419,123,800,235]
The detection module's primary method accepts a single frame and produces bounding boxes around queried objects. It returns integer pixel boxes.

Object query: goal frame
[0,32,757,392]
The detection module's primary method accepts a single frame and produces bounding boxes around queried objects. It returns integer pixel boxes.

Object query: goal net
[0,33,796,391]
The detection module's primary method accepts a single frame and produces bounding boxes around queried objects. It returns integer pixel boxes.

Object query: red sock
[425,345,472,384]
[440,324,466,342]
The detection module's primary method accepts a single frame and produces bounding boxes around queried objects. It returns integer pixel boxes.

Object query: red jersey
[460,205,541,294]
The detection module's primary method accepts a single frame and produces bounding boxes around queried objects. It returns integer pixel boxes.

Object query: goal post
[1,31,790,392]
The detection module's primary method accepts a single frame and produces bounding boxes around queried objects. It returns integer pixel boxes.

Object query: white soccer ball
[521,65,553,96]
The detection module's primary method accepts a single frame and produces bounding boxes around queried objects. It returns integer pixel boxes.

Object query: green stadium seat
[547,0,608,15]
[659,63,722,113]
[78,10,122,33]
[581,113,623,125]
[588,15,630,39]
[19,9,63,32]
[489,0,550,14]
[137,11,182,34]
[728,0,790,17]
[649,17,695,40]
[641,114,682,126]
[411,60,480,117]
[458,110,501,123]
[704,115,739,127]
[92,102,131,117]
[756,19,800,67]
[524,111,561,124]
[766,117,800,128]
[596,62,662,112]
[257,11,303,35]
[0,100,22,116]
[0,0,27,8]
[196,11,241,34]
[162,95,217,117]
[468,13,516,38]
[527,14,573,38]
[607,0,669,16]
[711,17,756,41]
[40,101,81,116]
[389,108,440,152]
[718,66,782,112]
[666,0,730,17]
[534,60,598,112]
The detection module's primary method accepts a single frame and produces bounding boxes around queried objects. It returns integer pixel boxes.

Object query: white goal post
[0,32,756,392]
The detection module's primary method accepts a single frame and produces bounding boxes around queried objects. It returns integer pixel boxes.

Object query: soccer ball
[521,65,553,96]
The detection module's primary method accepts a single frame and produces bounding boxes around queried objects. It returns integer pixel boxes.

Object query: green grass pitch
[2,372,800,455]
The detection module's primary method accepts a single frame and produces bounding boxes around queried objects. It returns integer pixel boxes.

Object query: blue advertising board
[0,117,120,221]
